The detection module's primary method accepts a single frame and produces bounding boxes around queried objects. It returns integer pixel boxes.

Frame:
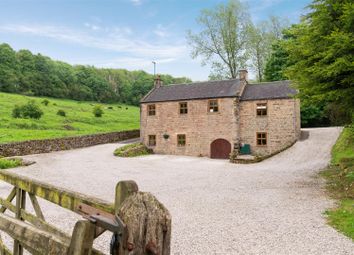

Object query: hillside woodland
[0,43,190,106]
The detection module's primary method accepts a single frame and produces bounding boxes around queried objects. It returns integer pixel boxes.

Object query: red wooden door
[210,139,231,159]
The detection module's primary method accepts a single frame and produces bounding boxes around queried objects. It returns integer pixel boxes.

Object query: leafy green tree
[0,43,19,92]
[264,41,289,81]
[285,0,354,111]
[187,0,251,79]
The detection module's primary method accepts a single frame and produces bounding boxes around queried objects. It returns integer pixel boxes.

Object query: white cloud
[130,0,142,6]
[84,23,100,31]
[153,24,169,38]
[0,24,187,59]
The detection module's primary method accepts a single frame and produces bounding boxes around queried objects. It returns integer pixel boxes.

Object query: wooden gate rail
[0,170,171,255]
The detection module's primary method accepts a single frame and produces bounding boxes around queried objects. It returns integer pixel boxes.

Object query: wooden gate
[0,170,171,255]
[210,139,232,159]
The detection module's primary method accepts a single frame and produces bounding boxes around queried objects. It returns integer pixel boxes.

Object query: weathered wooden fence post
[114,181,172,255]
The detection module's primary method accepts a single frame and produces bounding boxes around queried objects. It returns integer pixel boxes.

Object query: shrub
[41,99,50,106]
[12,101,43,119]
[21,100,43,119]
[108,106,113,110]
[57,109,66,117]
[114,143,153,157]
[93,105,104,117]
[12,105,22,118]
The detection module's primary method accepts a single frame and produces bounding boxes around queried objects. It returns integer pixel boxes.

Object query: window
[256,132,267,146]
[177,134,186,147]
[256,103,267,116]
[179,102,188,114]
[148,104,156,116]
[148,135,156,146]
[208,100,219,113]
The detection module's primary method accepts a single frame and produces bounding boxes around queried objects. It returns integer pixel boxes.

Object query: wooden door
[210,139,231,159]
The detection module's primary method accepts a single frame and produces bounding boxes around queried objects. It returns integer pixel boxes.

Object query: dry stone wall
[0,130,140,157]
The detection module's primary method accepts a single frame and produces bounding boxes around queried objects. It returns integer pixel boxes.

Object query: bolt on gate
[0,170,171,255]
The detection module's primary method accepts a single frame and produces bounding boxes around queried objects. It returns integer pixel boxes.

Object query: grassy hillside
[0,92,140,144]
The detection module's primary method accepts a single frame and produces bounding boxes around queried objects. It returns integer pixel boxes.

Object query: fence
[0,170,171,255]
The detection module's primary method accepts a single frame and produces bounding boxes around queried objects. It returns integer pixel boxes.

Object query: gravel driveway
[1,127,353,254]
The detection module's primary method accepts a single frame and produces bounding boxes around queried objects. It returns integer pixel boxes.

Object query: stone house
[140,70,301,159]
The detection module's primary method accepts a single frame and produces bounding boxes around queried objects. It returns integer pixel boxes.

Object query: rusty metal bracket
[76,203,126,239]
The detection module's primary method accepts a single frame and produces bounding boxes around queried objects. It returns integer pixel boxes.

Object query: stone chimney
[238,69,248,81]
[154,75,163,89]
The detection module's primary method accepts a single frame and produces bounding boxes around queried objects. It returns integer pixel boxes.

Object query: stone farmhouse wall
[0,130,140,157]
[239,98,301,156]
[141,98,237,157]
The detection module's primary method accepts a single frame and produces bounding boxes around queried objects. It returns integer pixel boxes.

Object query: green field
[0,92,140,144]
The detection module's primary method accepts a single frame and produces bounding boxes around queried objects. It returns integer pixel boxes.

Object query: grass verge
[321,125,354,240]
[114,143,153,157]
[0,158,22,169]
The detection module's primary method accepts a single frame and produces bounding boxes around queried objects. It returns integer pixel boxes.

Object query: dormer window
[148,104,156,116]
[208,100,218,113]
[179,102,188,114]
[256,103,267,116]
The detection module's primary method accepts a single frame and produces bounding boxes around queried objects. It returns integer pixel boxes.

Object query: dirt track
[1,127,353,254]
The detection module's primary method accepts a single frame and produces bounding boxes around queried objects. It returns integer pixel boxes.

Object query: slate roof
[141,79,242,103]
[241,80,297,101]
[141,79,296,103]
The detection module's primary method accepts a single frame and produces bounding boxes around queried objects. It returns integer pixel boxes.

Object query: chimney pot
[239,69,248,81]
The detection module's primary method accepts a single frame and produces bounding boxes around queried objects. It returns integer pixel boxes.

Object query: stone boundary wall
[0,130,140,157]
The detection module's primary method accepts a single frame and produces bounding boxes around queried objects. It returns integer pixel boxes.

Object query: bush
[12,101,43,119]
[57,109,66,117]
[114,143,153,157]
[12,105,22,118]
[93,105,104,117]
[108,106,113,110]
[41,99,50,106]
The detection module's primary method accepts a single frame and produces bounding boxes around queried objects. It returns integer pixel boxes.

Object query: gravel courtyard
[1,127,353,254]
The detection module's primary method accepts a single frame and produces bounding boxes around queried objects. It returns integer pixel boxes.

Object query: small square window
[148,135,156,146]
[148,104,156,116]
[179,102,188,114]
[208,100,218,113]
[256,103,267,116]
[177,134,186,147]
[256,132,267,146]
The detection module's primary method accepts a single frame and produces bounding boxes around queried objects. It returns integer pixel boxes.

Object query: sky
[0,0,311,81]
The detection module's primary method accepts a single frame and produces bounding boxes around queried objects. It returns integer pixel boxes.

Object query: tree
[248,16,288,82]
[264,41,289,81]
[284,0,354,111]
[187,0,251,79]
[0,43,19,92]
[248,22,272,81]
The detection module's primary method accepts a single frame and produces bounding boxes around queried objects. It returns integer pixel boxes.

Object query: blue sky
[0,0,311,81]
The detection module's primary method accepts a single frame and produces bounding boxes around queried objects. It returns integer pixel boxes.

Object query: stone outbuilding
[140,70,301,159]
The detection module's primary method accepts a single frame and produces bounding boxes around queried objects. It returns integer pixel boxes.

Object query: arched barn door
[210,139,232,159]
